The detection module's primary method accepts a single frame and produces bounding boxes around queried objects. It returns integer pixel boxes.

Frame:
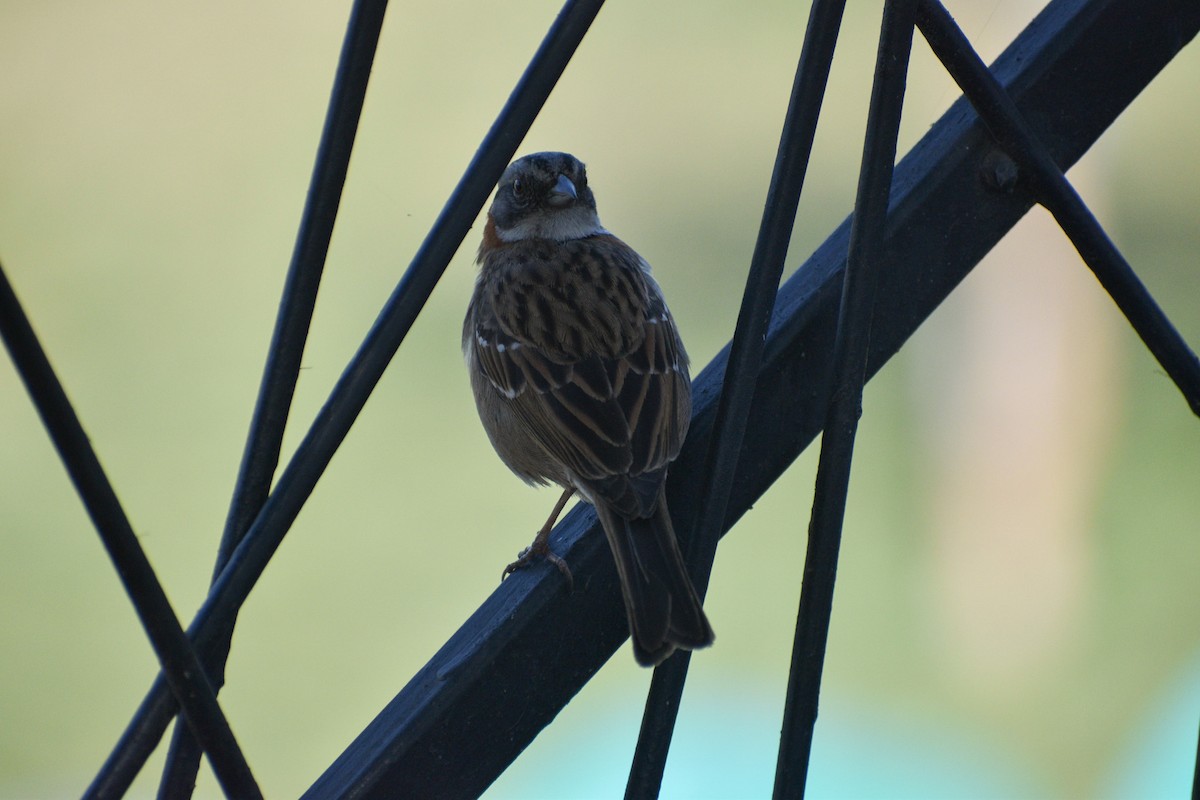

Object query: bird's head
[485,152,605,245]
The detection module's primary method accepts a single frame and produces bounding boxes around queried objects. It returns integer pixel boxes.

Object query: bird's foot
[502,530,573,589]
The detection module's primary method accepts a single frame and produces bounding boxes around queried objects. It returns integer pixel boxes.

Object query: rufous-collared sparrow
[464,151,714,666]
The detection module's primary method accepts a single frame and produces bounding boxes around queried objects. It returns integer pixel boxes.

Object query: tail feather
[595,490,714,666]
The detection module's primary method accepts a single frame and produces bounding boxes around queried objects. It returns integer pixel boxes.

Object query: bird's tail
[595,490,714,666]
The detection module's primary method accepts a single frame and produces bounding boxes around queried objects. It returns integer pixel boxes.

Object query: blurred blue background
[2,2,1197,797]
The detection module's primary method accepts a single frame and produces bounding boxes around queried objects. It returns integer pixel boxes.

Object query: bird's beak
[547,174,577,207]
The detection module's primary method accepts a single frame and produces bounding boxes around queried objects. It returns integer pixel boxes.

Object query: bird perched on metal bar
[464,151,714,666]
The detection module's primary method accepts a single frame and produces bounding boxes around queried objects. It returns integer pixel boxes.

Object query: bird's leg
[503,487,575,587]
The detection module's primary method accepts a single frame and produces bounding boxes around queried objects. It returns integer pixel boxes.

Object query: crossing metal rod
[84,1,606,796]
[914,0,1200,418]
[156,1,391,796]
[773,0,917,796]
[625,0,848,796]
[0,264,262,800]
[913,0,1200,789]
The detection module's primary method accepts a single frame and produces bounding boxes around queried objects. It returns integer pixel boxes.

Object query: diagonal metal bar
[625,0,848,796]
[84,1,606,796]
[0,264,262,800]
[305,1,1199,795]
[914,0,1200,418]
[1194,718,1200,800]
[156,1,390,796]
[774,1,916,797]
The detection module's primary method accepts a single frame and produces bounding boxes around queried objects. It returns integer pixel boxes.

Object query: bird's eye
[511,178,529,204]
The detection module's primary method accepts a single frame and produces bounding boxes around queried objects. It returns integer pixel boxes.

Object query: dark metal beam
[305,0,1200,796]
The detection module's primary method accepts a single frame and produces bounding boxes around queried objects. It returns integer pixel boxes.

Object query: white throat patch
[497,207,608,243]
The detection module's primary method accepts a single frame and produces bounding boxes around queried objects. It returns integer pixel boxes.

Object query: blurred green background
[2,2,1198,797]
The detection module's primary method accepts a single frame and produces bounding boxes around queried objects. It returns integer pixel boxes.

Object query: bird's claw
[502,538,573,590]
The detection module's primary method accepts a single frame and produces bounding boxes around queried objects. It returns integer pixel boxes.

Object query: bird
[464,151,714,666]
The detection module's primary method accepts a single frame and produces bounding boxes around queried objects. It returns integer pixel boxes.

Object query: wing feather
[470,235,690,512]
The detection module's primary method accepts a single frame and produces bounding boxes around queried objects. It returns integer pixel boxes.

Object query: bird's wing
[471,236,690,514]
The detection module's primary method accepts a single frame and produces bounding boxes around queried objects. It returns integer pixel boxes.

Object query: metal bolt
[980,149,1019,193]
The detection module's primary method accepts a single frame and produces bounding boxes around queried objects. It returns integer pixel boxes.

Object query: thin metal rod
[625,0,847,796]
[156,1,390,796]
[85,1,605,796]
[774,1,916,797]
[1193,715,1200,800]
[914,0,1200,418]
[0,264,262,800]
